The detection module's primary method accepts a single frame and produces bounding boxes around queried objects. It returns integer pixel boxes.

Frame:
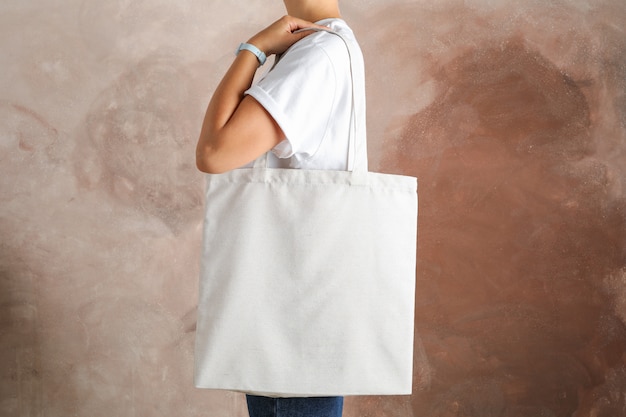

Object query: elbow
[196,144,229,174]
[196,128,236,174]
[196,153,226,174]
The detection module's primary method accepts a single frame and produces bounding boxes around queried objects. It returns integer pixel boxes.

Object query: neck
[284,0,341,22]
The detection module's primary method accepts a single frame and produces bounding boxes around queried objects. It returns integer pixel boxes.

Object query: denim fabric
[246,395,343,417]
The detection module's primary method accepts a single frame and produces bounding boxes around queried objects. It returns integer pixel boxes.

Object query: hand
[247,15,326,56]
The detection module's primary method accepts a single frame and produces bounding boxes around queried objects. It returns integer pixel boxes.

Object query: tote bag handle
[253,27,367,173]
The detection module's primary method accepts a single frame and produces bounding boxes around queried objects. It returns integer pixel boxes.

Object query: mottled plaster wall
[1,1,625,417]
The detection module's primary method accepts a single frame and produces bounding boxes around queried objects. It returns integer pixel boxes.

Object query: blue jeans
[246,395,343,417]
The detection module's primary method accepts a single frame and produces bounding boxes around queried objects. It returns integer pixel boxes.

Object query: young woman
[195,1,363,416]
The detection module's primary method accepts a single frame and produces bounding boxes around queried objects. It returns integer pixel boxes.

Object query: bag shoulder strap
[308,27,367,172]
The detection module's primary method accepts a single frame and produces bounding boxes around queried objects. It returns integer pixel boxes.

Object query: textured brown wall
[1,1,625,417]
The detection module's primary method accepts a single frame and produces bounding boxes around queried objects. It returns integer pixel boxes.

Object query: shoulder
[279,20,357,68]
[297,26,354,62]
[278,33,341,70]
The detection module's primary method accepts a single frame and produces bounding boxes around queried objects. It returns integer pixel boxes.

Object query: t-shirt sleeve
[245,38,337,159]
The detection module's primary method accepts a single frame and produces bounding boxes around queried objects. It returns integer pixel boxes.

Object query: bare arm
[196,16,323,174]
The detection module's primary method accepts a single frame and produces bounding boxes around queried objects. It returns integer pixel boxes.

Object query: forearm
[199,51,260,145]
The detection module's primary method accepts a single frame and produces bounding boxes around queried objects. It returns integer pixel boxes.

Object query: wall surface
[1,1,625,416]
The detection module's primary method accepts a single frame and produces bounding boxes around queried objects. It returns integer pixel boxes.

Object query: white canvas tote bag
[194,29,418,397]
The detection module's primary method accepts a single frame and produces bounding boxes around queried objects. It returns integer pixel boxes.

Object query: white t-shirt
[245,18,363,171]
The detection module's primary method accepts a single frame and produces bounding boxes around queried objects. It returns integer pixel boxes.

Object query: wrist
[236,42,267,66]
[247,35,271,56]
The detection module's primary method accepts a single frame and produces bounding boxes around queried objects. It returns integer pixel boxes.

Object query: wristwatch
[236,42,267,66]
